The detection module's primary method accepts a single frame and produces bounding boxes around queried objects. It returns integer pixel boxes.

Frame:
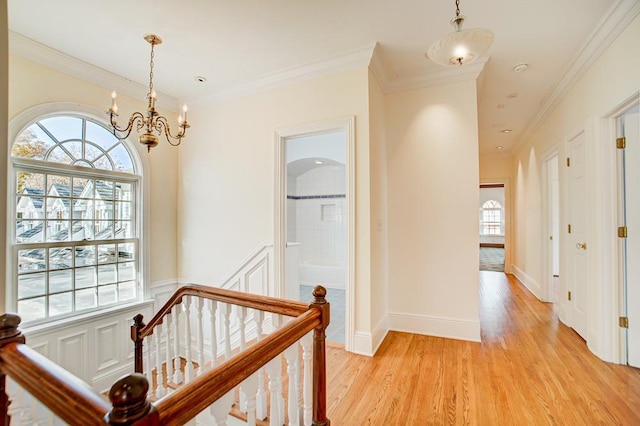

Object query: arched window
[10,113,141,324]
[481,200,503,235]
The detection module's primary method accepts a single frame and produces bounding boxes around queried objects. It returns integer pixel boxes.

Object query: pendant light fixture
[426,0,494,67]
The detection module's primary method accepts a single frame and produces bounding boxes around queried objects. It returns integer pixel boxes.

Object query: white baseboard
[511,265,542,300]
[387,312,481,343]
[350,316,389,357]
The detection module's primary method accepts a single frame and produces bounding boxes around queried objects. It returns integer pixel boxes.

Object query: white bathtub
[298,263,346,290]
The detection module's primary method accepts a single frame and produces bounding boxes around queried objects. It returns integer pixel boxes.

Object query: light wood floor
[325,272,640,425]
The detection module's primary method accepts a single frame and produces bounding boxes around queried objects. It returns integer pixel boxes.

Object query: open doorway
[285,132,347,344]
[274,117,355,349]
[479,184,505,272]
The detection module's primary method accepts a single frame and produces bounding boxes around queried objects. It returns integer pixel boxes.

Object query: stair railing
[0,285,330,425]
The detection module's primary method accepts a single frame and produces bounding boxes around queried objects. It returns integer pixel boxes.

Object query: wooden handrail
[0,333,110,425]
[138,283,309,339]
[0,285,331,425]
[155,307,321,425]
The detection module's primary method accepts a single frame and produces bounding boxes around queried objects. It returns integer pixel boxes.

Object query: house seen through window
[11,114,141,324]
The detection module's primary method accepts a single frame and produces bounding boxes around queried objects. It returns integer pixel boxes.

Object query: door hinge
[568,224,572,234]
[618,226,628,238]
[568,291,572,301]
[566,157,571,167]
[619,316,629,328]
[616,137,626,149]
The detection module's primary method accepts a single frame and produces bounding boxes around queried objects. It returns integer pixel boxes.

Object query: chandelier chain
[455,0,460,17]
[148,42,155,100]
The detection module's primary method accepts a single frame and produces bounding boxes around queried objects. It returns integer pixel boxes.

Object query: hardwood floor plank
[325,272,640,425]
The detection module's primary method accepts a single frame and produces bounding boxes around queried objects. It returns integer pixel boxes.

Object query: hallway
[324,272,640,425]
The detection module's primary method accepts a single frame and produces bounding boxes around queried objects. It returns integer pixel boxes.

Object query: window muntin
[11,114,140,324]
[480,200,503,235]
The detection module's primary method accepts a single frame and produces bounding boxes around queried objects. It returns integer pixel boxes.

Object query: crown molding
[9,31,179,111]
[186,43,377,108]
[370,43,488,94]
[511,0,640,155]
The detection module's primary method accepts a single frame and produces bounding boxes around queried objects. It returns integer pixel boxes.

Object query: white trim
[512,0,640,155]
[274,117,356,352]
[371,316,389,356]
[9,32,179,111]
[369,43,489,94]
[187,45,376,108]
[512,265,542,301]
[387,312,481,343]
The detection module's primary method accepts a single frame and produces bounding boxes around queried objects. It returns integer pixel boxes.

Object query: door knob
[576,242,587,250]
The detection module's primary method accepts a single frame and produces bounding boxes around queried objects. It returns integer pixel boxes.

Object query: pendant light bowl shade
[427,27,494,66]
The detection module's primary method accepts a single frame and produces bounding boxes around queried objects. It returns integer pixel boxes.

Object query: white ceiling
[7,0,639,155]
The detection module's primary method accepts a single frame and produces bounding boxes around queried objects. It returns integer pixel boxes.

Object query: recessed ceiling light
[314,160,324,165]
[507,92,519,99]
[513,63,528,73]
[500,129,512,133]
[194,76,207,83]
[496,146,504,150]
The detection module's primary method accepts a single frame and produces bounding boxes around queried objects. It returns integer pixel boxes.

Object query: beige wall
[178,69,375,346]
[368,70,388,349]
[7,56,179,290]
[512,14,640,362]
[1,0,7,313]
[386,79,481,341]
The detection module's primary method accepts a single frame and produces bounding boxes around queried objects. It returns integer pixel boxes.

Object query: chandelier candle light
[426,0,494,67]
[108,34,189,152]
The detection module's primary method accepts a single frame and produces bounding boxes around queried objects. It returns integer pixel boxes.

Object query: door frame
[274,116,355,351]
[601,91,640,364]
[540,149,560,303]
[479,178,512,274]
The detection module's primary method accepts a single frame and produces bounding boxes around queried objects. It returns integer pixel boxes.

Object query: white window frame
[480,200,503,236]
[7,103,151,326]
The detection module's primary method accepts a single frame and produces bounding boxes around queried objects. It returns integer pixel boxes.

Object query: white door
[622,106,640,367]
[567,131,588,340]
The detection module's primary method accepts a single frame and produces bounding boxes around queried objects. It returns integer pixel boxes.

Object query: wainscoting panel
[57,331,88,379]
[25,300,155,392]
[95,321,120,372]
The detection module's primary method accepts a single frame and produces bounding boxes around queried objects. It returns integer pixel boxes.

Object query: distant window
[11,113,140,325]
[481,200,503,235]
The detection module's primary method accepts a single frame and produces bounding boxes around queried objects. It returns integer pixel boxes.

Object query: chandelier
[426,0,494,67]
[108,34,189,152]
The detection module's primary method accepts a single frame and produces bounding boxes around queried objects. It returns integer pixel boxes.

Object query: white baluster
[238,306,248,412]
[285,343,300,426]
[196,297,205,376]
[164,313,173,390]
[7,382,35,425]
[273,314,284,423]
[144,335,152,392]
[301,332,313,426]
[154,324,165,398]
[209,299,219,366]
[221,303,232,360]
[172,307,183,384]
[266,356,283,426]
[242,372,259,426]
[183,296,195,382]
[255,310,267,421]
[209,390,234,426]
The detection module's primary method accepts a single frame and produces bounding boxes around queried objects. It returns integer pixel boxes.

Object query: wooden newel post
[310,286,331,426]
[106,373,158,425]
[131,314,145,374]
[0,313,26,425]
